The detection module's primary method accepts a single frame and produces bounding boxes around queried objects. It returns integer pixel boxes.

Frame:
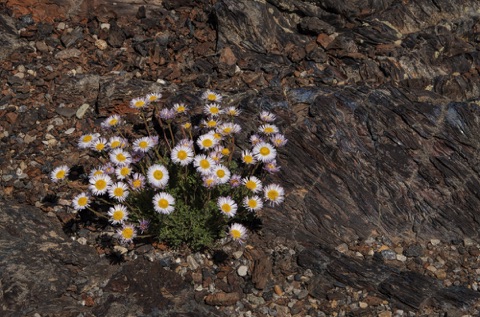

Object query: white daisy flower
[182,122,192,130]
[91,137,108,152]
[133,136,155,153]
[264,160,281,174]
[250,134,264,146]
[259,110,276,122]
[108,136,127,149]
[202,174,219,188]
[225,106,241,117]
[258,124,279,135]
[194,154,215,174]
[71,192,90,211]
[171,144,194,166]
[50,165,69,182]
[203,118,221,129]
[173,103,188,114]
[109,148,132,166]
[108,204,129,224]
[146,92,162,103]
[115,165,132,180]
[178,138,194,148]
[242,176,263,193]
[108,182,129,202]
[243,195,263,212]
[78,133,98,149]
[263,183,285,206]
[228,223,248,244]
[101,114,121,129]
[213,164,231,184]
[89,174,112,195]
[116,224,137,244]
[147,164,169,188]
[197,133,218,151]
[214,145,230,157]
[270,133,288,147]
[202,90,222,103]
[217,196,237,217]
[241,150,256,165]
[153,192,175,214]
[89,167,104,178]
[252,142,277,162]
[130,97,148,109]
[204,103,222,117]
[217,122,241,136]
[209,150,223,163]
[129,173,145,191]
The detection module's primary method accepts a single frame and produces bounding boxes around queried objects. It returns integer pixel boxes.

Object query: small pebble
[237,265,248,277]
[76,104,90,119]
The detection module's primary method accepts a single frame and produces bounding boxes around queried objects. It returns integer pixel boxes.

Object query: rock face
[211,0,480,247]
[0,202,224,317]
[2,0,480,314]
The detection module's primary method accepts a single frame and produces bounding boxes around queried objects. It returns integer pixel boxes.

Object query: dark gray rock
[298,248,480,311]
[0,201,225,317]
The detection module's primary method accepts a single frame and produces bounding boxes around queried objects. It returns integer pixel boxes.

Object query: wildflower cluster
[50,90,287,250]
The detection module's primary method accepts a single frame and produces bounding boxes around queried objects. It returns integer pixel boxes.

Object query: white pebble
[237,265,248,277]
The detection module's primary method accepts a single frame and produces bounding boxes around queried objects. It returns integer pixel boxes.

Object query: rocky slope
[2,0,480,316]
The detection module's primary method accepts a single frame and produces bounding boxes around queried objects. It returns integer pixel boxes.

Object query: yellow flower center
[221,148,230,156]
[259,147,270,156]
[177,106,186,113]
[158,198,169,209]
[244,156,253,164]
[183,123,192,129]
[96,143,105,151]
[231,229,241,239]
[222,204,231,213]
[267,190,279,200]
[264,127,274,133]
[202,139,213,148]
[177,150,187,160]
[216,170,225,178]
[113,187,124,197]
[78,197,88,206]
[223,127,232,134]
[120,167,130,177]
[149,96,157,102]
[83,135,92,143]
[95,179,107,190]
[56,170,66,179]
[245,181,256,190]
[135,100,145,108]
[210,107,219,114]
[122,227,134,239]
[111,140,121,148]
[132,179,141,188]
[207,94,216,101]
[109,118,118,126]
[213,133,222,139]
[153,170,163,180]
[206,178,214,186]
[116,153,126,162]
[200,159,210,169]
[139,141,148,149]
[207,120,217,128]
[248,199,257,208]
[113,210,124,221]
